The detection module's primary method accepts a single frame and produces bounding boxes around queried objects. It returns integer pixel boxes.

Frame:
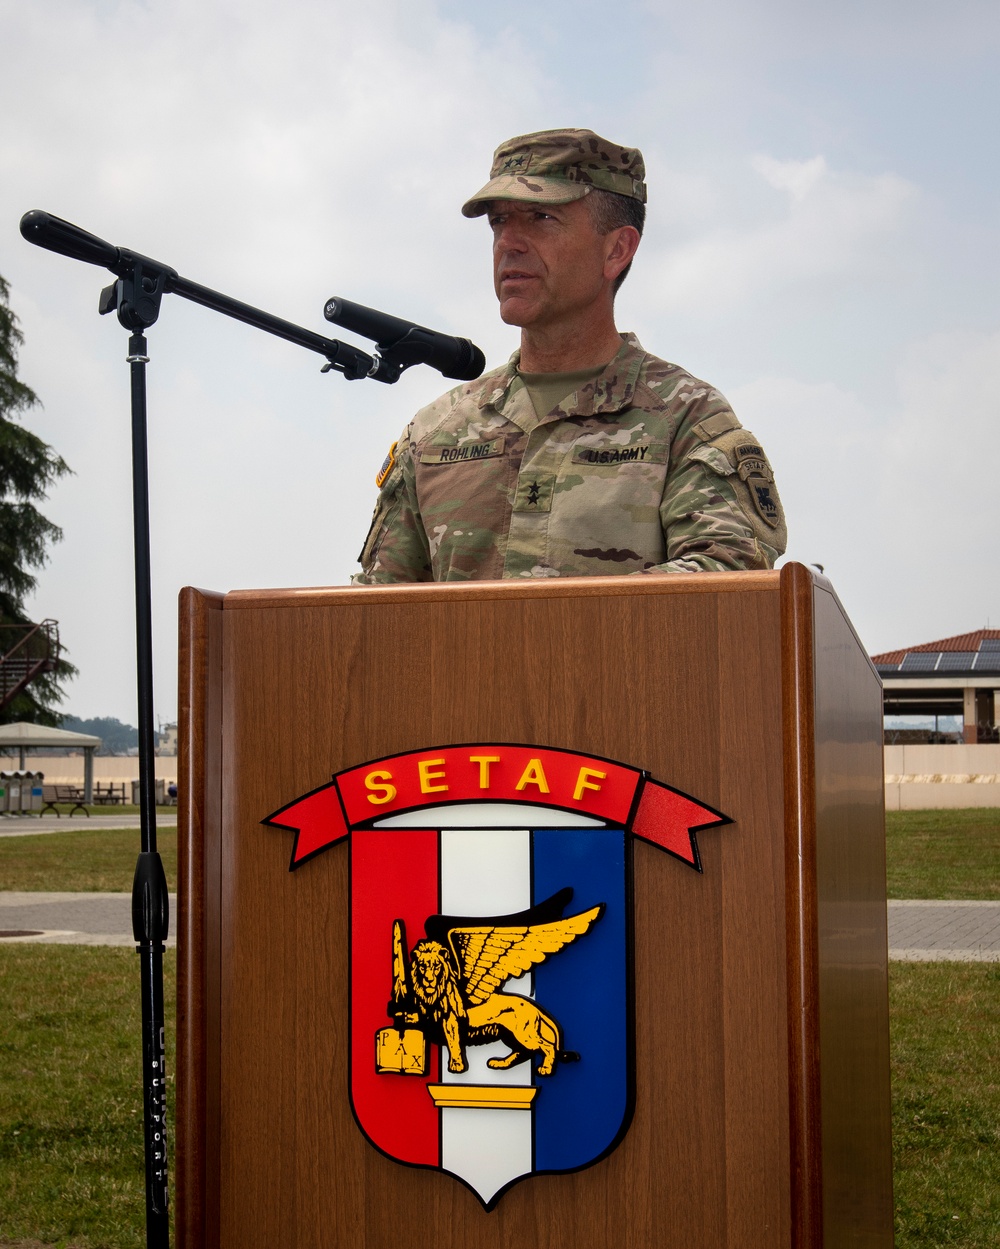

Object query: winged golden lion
[388,889,604,1077]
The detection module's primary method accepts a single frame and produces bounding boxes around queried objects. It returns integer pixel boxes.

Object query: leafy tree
[0,273,74,725]
[61,715,138,756]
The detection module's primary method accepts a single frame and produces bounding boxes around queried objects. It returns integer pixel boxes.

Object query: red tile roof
[872,628,1000,665]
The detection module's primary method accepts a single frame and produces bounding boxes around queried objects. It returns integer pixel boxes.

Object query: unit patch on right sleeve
[693,427,787,548]
[748,478,781,528]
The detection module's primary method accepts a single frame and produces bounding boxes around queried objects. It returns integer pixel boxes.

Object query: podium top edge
[210,568,787,610]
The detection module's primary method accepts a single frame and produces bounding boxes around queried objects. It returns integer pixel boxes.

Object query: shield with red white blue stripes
[264,743,728,1209]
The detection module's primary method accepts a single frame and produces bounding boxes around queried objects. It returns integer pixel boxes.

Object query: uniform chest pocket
[571,441,667,467]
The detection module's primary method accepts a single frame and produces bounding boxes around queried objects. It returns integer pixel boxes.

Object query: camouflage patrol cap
[461,128,647,218]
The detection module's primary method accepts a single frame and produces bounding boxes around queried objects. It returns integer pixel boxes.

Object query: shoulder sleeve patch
[691,410,741,442]
[375,440,398,488]
[686,427,787,549]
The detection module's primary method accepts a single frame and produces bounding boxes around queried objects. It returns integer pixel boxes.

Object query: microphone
[324,296,485,382]
[20,210,121,271]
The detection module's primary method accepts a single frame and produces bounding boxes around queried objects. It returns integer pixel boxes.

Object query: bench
[40,784,89,817]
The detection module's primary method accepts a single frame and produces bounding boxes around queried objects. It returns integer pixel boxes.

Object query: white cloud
[637,0,1000,64]
[751,154,828,202]
[728,328,1000,654]
[635,154,916,316]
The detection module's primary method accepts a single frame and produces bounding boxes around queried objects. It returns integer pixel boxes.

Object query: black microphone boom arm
[20,209,423,383]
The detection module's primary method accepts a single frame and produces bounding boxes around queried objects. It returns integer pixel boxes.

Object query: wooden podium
[176,564,893,1249]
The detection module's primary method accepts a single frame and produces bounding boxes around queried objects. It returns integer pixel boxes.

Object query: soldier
[353,128,785,583]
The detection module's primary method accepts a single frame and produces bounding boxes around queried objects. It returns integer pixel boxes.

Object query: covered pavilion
[0,722,103,801]
[873,629,1000,743]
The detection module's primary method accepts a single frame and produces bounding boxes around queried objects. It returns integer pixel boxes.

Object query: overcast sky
[2,0,999,724]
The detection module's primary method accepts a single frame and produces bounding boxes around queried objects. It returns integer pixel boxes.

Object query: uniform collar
[476,333,647,423]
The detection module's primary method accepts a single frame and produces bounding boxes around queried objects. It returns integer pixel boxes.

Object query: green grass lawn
[891,962,1000,1246]
[0,951,996,1247]
[0,947,175,1249]
[886,808,1000,900]
[0,829,176,894]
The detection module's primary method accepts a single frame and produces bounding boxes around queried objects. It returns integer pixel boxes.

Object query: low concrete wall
[886,781,1000,810]
[884,744,1000,775]
[884,743,1000,810]
[0,754,178,786]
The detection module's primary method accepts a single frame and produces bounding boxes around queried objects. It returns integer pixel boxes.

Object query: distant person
[354,128,785,583]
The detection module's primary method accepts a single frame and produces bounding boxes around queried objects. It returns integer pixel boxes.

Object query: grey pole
[84,747,94,804]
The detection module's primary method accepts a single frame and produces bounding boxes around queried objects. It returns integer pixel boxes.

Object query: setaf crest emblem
[264,743,729,1208]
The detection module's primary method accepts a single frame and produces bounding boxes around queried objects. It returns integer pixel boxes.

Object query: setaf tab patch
[737,457,771,482]
[420,436,505,465]
[375,441,397,489]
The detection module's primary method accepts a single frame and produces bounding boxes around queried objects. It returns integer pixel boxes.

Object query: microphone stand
[18,209,484,1249]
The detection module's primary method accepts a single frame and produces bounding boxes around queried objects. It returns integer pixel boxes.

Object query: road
[0,891,178,946]
[0,813,177,837]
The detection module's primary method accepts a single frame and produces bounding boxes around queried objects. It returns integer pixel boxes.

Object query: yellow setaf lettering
[469,755,500,789]
[365,770,397,805]
[573,766,607,801]
[418,758,449,793]
[515,758,550,793]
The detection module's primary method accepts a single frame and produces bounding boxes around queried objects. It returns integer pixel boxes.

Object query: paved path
[0,813,177,836]
[0,892,177,947]
[887,900,1000,962]
[1,894,996,959]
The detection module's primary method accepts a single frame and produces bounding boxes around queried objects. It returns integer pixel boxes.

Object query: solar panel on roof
[937,651,977,671]
[900,652,940,671]
[974,643,1000,670]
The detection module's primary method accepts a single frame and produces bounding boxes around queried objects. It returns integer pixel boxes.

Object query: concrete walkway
[1,894,997,960]
[0,892,178,947]
[887,900,1000,962]
[0,813,177,836]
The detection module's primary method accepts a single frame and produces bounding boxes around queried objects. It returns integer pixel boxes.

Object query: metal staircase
[0,619,61,712]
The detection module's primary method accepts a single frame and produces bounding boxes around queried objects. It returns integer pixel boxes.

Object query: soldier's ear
[603,226,640,284]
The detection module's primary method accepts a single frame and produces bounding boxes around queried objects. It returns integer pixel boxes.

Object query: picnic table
[93,782,126,805]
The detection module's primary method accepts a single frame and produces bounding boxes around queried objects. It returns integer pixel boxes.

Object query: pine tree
[0,273,75,724]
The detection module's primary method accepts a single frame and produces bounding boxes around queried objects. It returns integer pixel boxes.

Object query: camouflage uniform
[353,128,785,583]
[354,333,785,582]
